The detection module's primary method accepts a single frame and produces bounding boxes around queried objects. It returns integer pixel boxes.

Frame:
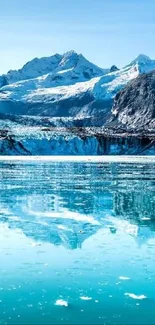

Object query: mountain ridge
[0,50,108,87]
[0,51,155,130]
[0,51,155,120]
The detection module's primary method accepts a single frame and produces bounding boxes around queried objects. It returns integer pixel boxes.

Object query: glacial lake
[0,158,155,324]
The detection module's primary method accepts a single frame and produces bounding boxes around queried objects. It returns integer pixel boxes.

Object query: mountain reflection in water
[0,161,155,249]
[0,161,155,325]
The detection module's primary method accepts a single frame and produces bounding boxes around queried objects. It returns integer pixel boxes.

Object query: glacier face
[0,117,154,155]
[1,130,154,156]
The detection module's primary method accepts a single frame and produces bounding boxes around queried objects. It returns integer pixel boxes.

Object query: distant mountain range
[0,51,155,155]
[0,51,154,118]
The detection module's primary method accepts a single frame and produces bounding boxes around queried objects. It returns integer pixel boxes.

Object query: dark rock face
[0,76,7,88]
[110,65,119,73]
[108,70,155,133]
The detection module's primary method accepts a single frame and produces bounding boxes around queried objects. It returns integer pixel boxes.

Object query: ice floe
[119,276,130,280]
[80,296,92,301]
[55,299,68,307]
[125,293,147,300]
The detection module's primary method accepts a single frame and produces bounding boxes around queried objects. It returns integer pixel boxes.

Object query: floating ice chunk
[125,293,147,300]
[80,296,92,301]
[30,242,41,247]
[95,300,99,303]
[141,217,151,221]
[55,299,68,307]
[119,276,130,280]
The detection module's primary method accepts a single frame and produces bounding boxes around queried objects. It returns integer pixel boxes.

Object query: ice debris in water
[55,299,68,307]
[30,242,41,247]
[80,296,92,301]
[119,276,130,280]
[125,293,147,300]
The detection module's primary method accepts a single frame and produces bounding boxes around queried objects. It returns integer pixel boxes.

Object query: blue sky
[0,0,155,73]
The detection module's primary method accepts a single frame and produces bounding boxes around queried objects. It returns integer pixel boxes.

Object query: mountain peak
[131,54,151,65]
[110,65,119,73]
[124,54,154,74]
[59,50,81,68]
[0,50,107,88]
[63,50,79,57]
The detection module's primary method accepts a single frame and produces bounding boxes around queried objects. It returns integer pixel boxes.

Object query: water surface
[0,160,155,324]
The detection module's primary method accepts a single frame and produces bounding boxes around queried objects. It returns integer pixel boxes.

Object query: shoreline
[0,155,155,163]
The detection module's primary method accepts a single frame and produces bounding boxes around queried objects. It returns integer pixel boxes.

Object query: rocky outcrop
[110,65,119,73]
[108,70,155,133]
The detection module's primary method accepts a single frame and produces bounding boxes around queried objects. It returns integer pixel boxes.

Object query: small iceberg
[80,296,92,301]
[119,276,130,280]
[55,299,68,307]
[125,293,147,300]
[30,242,41,247]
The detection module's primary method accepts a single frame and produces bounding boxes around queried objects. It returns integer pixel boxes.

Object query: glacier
[0,117,154,155]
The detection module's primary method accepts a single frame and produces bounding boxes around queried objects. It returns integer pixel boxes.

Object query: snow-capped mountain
[0,51,155,122]
[126,54,155,74]
[0,50,107,87]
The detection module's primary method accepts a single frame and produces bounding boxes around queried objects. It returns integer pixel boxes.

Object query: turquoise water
[0,160,155,324]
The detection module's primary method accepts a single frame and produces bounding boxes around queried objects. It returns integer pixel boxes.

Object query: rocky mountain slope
[108,70,155,133]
